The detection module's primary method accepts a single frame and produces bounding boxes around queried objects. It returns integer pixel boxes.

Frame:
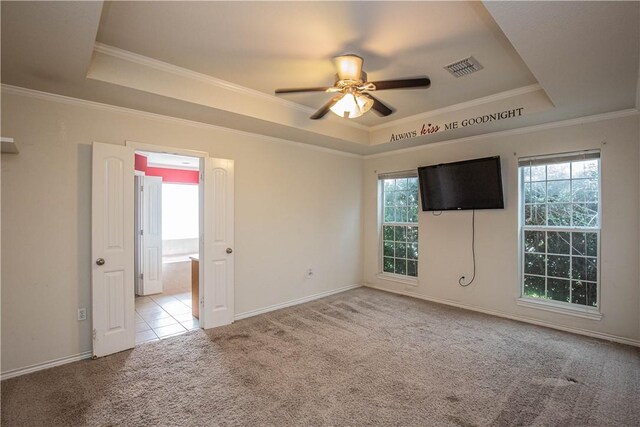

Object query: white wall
[363,114,640,342]
[0,93,363,373]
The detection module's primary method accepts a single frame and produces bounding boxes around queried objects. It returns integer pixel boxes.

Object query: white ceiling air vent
[444,56,483,77]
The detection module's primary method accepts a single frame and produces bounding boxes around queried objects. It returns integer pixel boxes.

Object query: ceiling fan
[274,54,431,120]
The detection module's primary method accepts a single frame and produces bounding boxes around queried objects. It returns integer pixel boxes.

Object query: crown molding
[1,84,364,159]
[4,83,636,161]
[364,108,639,159]
[369,84,544,132]
[92,43,370,132]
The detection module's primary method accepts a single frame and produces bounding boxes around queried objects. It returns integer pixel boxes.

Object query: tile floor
[135,292,199,345]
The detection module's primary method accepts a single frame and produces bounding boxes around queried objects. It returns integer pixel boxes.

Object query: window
[380,174,419,278]
[162,183,199,240]
[519,151,600,308]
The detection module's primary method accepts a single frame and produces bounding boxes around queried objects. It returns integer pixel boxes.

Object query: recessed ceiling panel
[96,1,538,126]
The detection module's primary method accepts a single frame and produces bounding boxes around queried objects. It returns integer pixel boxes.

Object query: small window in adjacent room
[379,173,419,279]
[519,151,600,309]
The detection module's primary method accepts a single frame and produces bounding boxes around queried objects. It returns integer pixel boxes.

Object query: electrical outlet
[78,308,87,321]
[306,268,314,279]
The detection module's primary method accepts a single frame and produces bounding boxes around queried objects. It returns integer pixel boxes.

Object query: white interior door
[202,157,234,328]
[141,175,163,295]
[91,142,135,357]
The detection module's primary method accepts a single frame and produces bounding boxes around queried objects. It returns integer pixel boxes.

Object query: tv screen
[418,156,504,211]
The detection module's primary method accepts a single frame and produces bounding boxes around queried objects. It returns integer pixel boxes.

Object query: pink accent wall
[135,153,148,171]
[146,167,199,184]
[134,153,199,184]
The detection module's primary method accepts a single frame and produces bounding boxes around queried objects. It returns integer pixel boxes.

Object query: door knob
[96,258,105,266]
[226,248,233,254]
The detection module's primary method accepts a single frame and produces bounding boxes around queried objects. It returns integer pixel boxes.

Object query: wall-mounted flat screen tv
[417,156,504,211]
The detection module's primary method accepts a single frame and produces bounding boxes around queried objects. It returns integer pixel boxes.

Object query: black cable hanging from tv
[459,210,476,287]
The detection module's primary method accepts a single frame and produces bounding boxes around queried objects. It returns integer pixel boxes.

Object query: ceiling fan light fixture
[333,54,363,81]
[330,92,373,119]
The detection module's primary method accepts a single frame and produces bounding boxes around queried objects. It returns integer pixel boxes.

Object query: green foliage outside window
[521,158,599,307]
[382,177,419,278]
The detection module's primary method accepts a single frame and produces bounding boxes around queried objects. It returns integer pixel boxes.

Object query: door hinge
[200,297,204,306]
[92,328,97,341]
[140,185,144,191]
[140,229,144,236]
[140,273,144,280]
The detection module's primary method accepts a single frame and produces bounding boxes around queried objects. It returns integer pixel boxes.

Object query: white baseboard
[366,284,640,348]
[234,284,362,321]
[1,351,93,381]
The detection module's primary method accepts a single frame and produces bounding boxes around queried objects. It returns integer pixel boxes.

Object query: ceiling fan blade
[367,77,431,91]
[275,87,333,94]
[310,94,344,120]
[366,94,394,117]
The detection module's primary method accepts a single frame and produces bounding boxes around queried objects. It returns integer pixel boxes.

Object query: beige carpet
[2,288,639,426]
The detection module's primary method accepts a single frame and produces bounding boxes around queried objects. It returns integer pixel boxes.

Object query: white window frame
[377,171,419,286]
[516,150,602,320]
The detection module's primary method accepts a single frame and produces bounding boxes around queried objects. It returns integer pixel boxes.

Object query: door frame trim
[126,140,209,330]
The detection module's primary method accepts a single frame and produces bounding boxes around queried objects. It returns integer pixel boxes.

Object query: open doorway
[91,141,234,358]
[133,150,201,345]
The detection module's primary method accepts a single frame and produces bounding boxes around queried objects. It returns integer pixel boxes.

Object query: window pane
[525,204,546,226]
[395,226,406,242]
[383,225,394,241]
[407,192,419,208]
[547,231,570,254]
[531,165,546,181]
[396,207,408,223]
[524,253,545,276]
[571,232,586,256]
[523,183,531,203]
[408,207,418,223]
[530,182,546,203]
[396,178,408,191]
[395,242,407,258]
[571,281,586,305]
[547,278,570,302]
[586,233,598,257]
[547,180,571,203]
[547,255,570,278]
[586,282,598,307]
[572,203,598,227]
[408,177,418,192]
[572,179,598,202]
[547,162,570,180]
[384,191,394,206]
[407,260,418,277]
[572,256,587,281]
[524,231,545,253]
[586,258,597,282]
[547,203,571,226]
[394,259,406,275]
[396,191,407,206]
[384,179,395,192]
[406,243,418,260]
[524,275,545,298]
[383,241,394,257]
[384,207,394,222]
[522,166,531,182]
[572,159,598,179]
[383,257,394,273]
[406,226,418,242]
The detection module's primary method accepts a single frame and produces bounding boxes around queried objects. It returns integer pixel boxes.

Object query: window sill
[376,273,418,286]
[516,297,602,321]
